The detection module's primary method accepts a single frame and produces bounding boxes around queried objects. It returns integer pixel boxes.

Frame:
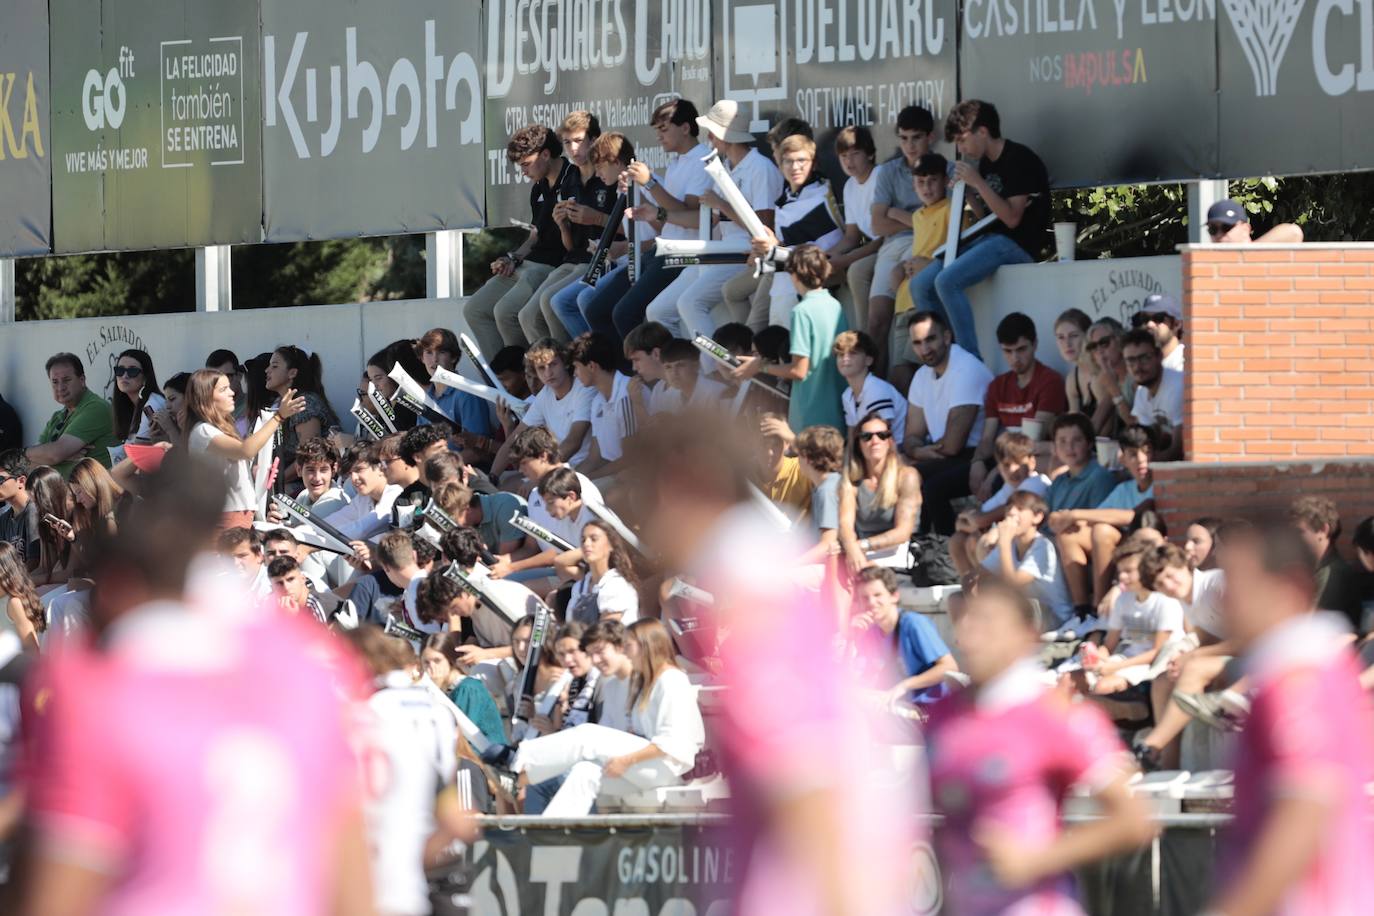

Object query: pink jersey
[695,504,918,916]
[1223,613,1374,915]
[23,600,365,916]
[925,660,1124,916]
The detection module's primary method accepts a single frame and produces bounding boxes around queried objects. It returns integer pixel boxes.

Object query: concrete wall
[0,254,1181,441]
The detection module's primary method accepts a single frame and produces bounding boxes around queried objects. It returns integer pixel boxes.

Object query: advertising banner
[260,0,485,241]
[0,0,51,256]
[959,0,1220,186]
[482,0,714,227]
[711,0,959,170]
[48,0,263,253]
[1216,0,1374,177]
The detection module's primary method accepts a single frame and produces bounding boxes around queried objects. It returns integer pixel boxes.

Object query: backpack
[908,533,960,587]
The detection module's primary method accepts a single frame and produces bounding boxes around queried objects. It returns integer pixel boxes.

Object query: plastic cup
[1054,222,1077,261]
[1096,437,1120,468]
[1021,418,1044,440]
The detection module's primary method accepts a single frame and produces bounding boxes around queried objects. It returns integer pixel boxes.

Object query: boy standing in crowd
[464,125,574,354]
[913,100,1050,360]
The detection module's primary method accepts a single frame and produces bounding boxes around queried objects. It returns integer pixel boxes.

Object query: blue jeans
[582,254,681,341]
[911,233,1033,362]
[551,263,627,339]
[523,774,568,815]
[579,263,634,340]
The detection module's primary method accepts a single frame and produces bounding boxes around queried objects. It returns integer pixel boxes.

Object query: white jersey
[358,674,458,916]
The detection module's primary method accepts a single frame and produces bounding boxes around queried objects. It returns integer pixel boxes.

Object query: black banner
[0,0,51,256]
[1216,0,1374,177]
[959,1,1219,186]
[482,0,715,227]
[48,0,263,252]
[711,0,960,172]
[469,822,1219,916]
[259,0,484,242]
[472,825,734,914]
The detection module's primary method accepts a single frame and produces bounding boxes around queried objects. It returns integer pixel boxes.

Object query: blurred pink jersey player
[637,410,918,916]
[22,607,369,916]
[1223,617,1374,914]
[926,666,1125,916]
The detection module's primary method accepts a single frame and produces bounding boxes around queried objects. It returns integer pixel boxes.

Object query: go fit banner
[48,0,263,253]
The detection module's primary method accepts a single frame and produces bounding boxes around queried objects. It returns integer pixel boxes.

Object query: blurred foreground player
[13,453,375,916]
[630,412,914,916]
[1202,526,1374,916]
[925,577,1153,916]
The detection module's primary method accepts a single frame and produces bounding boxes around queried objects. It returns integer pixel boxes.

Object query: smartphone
[143,404,156,418]
[42,513,64,528]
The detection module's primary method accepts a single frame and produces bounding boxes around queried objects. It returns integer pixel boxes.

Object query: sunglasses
[1206,222,1232,236]
[1130,311,1172,328]
[112,366,143,378]
[1085,338,1113,352]
[859,430,893,442]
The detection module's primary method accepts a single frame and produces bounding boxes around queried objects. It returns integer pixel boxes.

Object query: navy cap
[1206,199,1248,226]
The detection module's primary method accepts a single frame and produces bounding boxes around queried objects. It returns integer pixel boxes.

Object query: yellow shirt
[767,455,814,518]
[894,198,969,315]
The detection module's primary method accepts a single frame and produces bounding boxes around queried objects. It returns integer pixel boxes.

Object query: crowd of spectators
[0,91,1361,916]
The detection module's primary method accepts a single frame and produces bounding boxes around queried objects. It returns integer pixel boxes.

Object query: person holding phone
[110,349,166,445]
[184,368,305,531]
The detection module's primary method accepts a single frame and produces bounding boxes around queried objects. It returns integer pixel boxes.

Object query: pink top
[925,660,1124,916]
[695,504,917,916]
[23,600,364,916]
[1223,613,1374,915]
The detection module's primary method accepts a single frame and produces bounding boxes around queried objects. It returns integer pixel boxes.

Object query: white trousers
[676,263,744,338]
[644,267,701,338]
[768,271,800,328]
[512,723,683,816]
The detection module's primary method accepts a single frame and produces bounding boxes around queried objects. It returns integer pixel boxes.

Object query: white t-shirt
[568,568,640,627]
[655,142,714,242]
[981,536,1074,627]
[843,171,878,239]
[322,484,403,543]
[906,345,994,449]
[528,467,603,546]
[401,573,444,640]
[1108,590,1186,659]
[718,148,786,243]
[1131,367,1185,427]
[658,374,730,413]
[188,422,258,512]
[1162,343,1185,372]
[126,392,167,442]
[589,372,635,462]
[843,373,907,444]
[646,379,677,416]
[360,675,457,916]
[1185,568,1227,638]
[523,380,596,467]
[979,472,1052,513]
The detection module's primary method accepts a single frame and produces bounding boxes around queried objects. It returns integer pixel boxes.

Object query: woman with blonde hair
[838,410,921,576]
[68,458,123,540]
[0,541,45,652]
[509,618,705,816]
[184,367,305,530]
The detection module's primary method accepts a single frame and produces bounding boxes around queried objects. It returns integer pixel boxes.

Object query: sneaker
[1071,614,1104,639]
[1131,741,1163,773]
[479,743,517,769]
[1173,690,1250,733]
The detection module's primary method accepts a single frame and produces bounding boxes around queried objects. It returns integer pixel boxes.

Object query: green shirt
[788,288,849,432]
[39,389,118,478]
[449,677,507,746]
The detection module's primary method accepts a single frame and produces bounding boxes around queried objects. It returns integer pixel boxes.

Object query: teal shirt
[449,676,507,746]
[788,288,848,432]
[1047,460,1118,513]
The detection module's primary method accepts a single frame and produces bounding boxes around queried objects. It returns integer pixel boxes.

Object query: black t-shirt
[0,501,40,568]
[0,395,21,451]
[527,159,578,267]
[978,139,1050,258]
[562,175,617,265]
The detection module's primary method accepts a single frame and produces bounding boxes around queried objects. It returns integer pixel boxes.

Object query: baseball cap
[1142,294,1182,321]
[1206,199,1248,227]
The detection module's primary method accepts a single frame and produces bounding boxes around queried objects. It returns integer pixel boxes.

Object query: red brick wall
[1156,245,1374,544]
[1183,245,1374,462]
[1154,460,1374,544]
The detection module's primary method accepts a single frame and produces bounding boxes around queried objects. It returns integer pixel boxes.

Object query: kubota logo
[81,46,135,130]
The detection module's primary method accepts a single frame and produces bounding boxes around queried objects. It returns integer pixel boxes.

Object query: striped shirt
[589,372,636,463]
[842,373,907,444]
[775,178,844,250]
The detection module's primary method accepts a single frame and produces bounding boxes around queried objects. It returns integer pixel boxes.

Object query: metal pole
[426,229,464,299]
[0,259,14,323]
[195,245,233,312]
[1187,180,1229,244]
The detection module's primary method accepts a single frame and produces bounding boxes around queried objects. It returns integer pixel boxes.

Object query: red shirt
[984,361,1068,429]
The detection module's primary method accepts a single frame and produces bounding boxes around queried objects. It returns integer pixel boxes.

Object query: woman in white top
[566,520,640,626]
[184,368,305,531]
[511,618,705,816]
[111,349,168,446]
